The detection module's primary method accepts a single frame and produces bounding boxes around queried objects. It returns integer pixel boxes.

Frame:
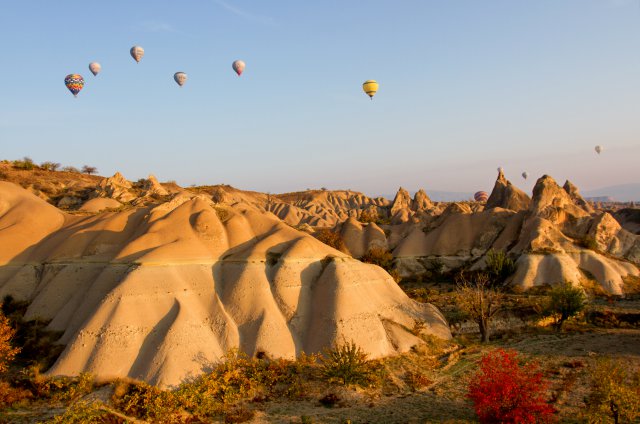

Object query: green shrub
[111,380,180,422]
[62,166,80,173]
[314,229,345,251]
[361,246,394,272]
[587,357,640,423]
[40,161,61,171]
[320,341,377,387]
[485,249,516,283]
[578,236,599,251]
[546,283,586,331]
[47,400,124,423]
[12,157,36,170]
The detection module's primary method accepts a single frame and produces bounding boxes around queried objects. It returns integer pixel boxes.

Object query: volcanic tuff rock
[390,187,413,218]
[413,189,433,211]
[142,174,169,197]
[563,180,594,213]
[0,181,450,387]
[485,169,531,212]
[93,172,136,203]
[339,217,388,258]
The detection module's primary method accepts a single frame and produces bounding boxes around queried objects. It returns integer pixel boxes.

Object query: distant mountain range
[583,184,640,202]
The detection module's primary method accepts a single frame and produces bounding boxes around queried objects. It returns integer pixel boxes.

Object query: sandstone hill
[0,181,450,387]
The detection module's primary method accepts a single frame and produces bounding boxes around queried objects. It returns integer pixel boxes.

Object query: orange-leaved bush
[467,349,555,424]
[0,310,19,373]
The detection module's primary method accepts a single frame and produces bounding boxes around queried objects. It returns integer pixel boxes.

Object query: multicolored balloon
[474,191,489,202]
[130,46,144,63]
[174,72,188,87]
[64,74,85,97]
[595,145,602,154]
[89,62,101,76]
[522,171,528,180]
[362,80,379,99]
[232,60,245,76]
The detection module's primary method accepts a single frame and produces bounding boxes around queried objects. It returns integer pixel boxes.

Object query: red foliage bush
[467,349,556,424]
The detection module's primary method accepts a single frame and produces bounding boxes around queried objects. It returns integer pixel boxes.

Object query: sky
[1,0,639,197]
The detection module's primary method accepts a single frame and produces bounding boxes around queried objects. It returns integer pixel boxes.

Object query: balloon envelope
[130,46,144,63]
[362,80,379,99]
[174,72,188,87]
[88,62,101,76]
[595,145,602,154]
[64,74,84,97]
[522,171,528,179]
[474,191,489,202]
[232,60,245,76]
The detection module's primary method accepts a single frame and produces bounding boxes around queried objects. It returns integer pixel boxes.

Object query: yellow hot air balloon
[362,80,378,99]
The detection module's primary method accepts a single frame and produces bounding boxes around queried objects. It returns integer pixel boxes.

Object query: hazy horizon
[2,0,639,195]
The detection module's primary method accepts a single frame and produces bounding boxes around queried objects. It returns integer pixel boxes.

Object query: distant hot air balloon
[89,62,101,76]
[522,171,528,180]
[595,145,602,154]
[64,74,84,97]
[474,191,489,202]
[362,80,379,99]
[232,60,245,76]
[174,72,188,87]
[130,46,144,63]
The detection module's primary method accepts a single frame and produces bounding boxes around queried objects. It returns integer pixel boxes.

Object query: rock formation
[485,169,531,212]
[0,181,450,387]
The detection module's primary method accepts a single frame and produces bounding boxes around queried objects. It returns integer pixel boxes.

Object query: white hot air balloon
[522,171,528,180]
[232,60,245,76]
[88,62,101,76]
[174,72,188,87]
[595,145,603,155]
[130,46,144,63]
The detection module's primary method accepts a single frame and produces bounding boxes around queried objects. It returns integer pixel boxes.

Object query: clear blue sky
[1,0,639,196]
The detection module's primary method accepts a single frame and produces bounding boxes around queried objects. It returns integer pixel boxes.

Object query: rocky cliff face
[485,169,531,212]
[0,181,450,387]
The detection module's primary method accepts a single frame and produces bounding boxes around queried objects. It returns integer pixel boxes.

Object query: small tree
[455,272,503,342]
[468,349,556,424]
[588,357,640,424]
[320,341,376,387]
[485,249,516,284]
[81,165,97,175]
[546,282,586,331]
[62,166,80,173]
[0,309,20,373]
[40,161,61,171]
[314,229,345,251]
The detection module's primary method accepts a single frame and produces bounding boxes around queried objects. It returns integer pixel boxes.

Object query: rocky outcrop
[563,180,594,213]
[390,187,413,218]
[339,217,388,258]
[413,189,433,211]
[485,170,530,212]
[142,174,169,197]
[0,182,450,387]
[93,172,136,203]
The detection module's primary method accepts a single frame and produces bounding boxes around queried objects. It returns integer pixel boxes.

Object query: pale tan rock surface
[0,182,450,387]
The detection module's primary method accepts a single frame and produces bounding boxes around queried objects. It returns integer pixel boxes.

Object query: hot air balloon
[232,60,245,76]
[474,191,489,202]
[174,72,188,87]
[522,171,528,180]
[130,46,144,63]
[595,145,602,154]
[362,80,378,99]
[89,62,101,76]
[64,74,84,97]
